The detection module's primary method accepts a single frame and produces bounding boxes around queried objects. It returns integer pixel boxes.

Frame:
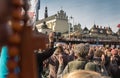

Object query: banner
[117,24,120,28]
[28,0,40,24]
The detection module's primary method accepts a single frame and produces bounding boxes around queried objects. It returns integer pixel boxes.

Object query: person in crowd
[57,43,98,78]
[48,44,70,78]
[104,46,111,57]
[86,47,94,61]
[108,49,120,78]
[64,44,75,61]
[62,70,110,78]
[35,32,57,78]
[92,49,108,76]
[118,47,120,56]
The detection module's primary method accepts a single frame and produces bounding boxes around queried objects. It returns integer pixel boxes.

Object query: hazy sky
[39,0,120,32]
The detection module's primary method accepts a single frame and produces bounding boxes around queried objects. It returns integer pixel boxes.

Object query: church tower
[44,6,48,18]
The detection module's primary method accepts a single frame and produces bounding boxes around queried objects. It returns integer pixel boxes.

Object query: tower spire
[61,6,63,10]
[44,6,48,18]
[94,20,96,25]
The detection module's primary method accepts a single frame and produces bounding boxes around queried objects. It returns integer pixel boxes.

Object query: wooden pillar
[20,26,38,78]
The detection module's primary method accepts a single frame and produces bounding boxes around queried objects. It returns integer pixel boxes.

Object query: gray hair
[74,43,89,57]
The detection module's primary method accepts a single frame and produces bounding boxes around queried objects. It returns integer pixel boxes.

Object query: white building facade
[36,7,69,33]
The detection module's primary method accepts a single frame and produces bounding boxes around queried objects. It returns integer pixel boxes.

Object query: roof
[90,24,97,30]
[117,29,120,35]
[83,27,89,31]
[36,14,57,24]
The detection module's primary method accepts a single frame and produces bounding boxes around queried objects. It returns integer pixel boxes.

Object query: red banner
[117,24,120,28]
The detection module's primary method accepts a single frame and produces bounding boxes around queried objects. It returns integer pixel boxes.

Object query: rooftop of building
[36,14,57,24]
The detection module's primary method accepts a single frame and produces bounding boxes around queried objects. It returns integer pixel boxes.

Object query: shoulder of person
[67,60,79,66]
[85,61,98,71]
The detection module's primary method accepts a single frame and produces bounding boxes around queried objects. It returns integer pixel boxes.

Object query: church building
[36,6,69,33]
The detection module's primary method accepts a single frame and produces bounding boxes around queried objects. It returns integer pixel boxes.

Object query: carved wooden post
[0,0,49,78]
[20,26,48,78]
[20,26,37,78]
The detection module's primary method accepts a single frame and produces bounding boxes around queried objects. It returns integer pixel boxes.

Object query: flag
[28,0,40,24]
[29,0,38,11]
[36,0,40,21]
[37,0,40,10]
[117,24,120,28]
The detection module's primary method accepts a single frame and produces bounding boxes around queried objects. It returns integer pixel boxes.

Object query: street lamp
[68,16,74,39]
[68,17,72,39]
[68,22,71,39]
[70,16,74,32]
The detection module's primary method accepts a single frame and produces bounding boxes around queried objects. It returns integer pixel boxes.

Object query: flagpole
[36,0,40,21]
[36,9,39,21]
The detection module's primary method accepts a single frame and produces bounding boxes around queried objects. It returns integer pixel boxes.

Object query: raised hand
[58,54,63,65]
[49,32,55,42]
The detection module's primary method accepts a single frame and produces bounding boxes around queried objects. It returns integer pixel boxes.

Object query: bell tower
[44,6,48,18]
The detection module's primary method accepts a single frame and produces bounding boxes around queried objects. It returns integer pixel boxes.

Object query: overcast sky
[39,0,120,32]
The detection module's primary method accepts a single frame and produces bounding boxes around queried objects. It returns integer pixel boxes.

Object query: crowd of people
[0,32,120,78]
[36,37,120,78]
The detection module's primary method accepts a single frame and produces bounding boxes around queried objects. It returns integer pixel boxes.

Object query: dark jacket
[36,47,56,78]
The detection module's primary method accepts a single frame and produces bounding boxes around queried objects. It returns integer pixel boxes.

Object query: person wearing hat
[35,32,57,78]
